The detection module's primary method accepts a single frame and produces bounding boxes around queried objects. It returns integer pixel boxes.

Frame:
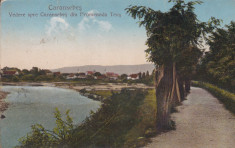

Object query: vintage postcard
[0,0,234,148]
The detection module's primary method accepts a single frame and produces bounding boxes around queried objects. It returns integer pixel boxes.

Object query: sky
[0,0,235,70]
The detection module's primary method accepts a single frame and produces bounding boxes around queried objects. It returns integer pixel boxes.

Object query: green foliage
[124,89,157,148]
[192,81,235,114]
[35,75,54,82]
[17,108,74,148]
[70,89,147,148]
[21,74,35,81]
[12,76,20,82]
[196,21,235,92]
[88,90,117,99]
[126,0,220,66]
[94,72,102,77]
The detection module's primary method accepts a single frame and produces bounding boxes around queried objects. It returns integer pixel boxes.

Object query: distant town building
[127,74,139,80]
[106,72,119,80]
[44,70,53,76]
[95,75,107,80]
[77,73,86,79]
[53,72,61,76]
[66,74,77,80]
[2,70,19,76]
[86,71,94,76]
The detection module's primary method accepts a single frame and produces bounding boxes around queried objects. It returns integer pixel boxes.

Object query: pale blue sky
[1,0,235,69]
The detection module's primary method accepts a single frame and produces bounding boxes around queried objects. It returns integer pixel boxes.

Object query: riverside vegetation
[17,89,157,148]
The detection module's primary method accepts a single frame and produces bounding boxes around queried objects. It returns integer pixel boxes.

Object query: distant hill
[51,64,155,75]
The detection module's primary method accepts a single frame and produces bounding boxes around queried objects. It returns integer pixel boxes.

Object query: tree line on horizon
[0,66,155,84]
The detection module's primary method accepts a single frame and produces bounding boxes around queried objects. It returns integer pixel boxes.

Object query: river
[0,86,101,148]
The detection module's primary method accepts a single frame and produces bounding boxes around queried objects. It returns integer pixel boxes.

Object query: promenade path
[145,87,235,148]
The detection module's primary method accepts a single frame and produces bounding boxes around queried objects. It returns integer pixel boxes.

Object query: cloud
[1,0,14,5]
[41,10,112,45]
[41,17,76,44]
[93,19,112,32]
[46,17,69,37]
[78,10,112,32]
[78,17,90,31]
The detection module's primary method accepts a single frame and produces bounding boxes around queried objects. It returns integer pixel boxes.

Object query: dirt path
[145,87,235,148]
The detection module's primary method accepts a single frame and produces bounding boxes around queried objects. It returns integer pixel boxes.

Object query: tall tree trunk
[178,76,185,101]
[185,77,191,93]
[155,62,180,130]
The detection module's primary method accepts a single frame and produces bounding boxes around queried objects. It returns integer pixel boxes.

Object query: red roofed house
[127,74,139,80]
[95,75,107,80]
[77,73,86,79]
[106,72,119,80]
[66,74,77,80]
[53,72,61,76]
[86,71,94,76]
[3,70,19,76]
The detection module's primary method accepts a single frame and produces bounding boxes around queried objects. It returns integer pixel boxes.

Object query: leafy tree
[12,75,19,82]
[120,74,128,80]
[18,108,74,148]
[22,69,30,75]
[21,74,35,81]
[138,72,142,79]
[146,71,150,78]
[38,69,46,75]
[126,0,220,129]
[197,21,235,92]
[142,72,146,79]
[30,67,39,76]
[94,72,102,77]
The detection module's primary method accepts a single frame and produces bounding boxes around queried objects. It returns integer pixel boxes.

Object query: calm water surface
[0,86,101,148]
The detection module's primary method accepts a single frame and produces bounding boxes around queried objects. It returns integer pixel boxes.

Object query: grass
[87,90,119,99]
[123,89,157,148]
[87,89,157,147]
[192,81,235,114]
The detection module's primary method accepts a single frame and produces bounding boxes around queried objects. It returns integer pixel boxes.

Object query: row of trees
[195,21,235,92]
[126,0,221,130]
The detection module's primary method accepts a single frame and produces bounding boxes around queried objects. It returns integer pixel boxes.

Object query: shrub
[17,108,74,148]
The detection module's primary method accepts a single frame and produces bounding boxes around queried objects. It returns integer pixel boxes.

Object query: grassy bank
[18,88,157,148]
[192,81,235,114]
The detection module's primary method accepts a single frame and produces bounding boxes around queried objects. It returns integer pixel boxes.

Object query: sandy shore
[55,82,154,91]
[2,82,154,91]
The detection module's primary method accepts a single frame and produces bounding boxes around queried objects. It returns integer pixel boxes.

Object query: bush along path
[145,87,235,148]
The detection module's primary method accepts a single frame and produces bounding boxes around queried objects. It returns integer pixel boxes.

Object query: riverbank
[1,82,153,90]
[1,82,157,147]
[2,82,154,102]
[0,90,9,118]
[18,88,158,148]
